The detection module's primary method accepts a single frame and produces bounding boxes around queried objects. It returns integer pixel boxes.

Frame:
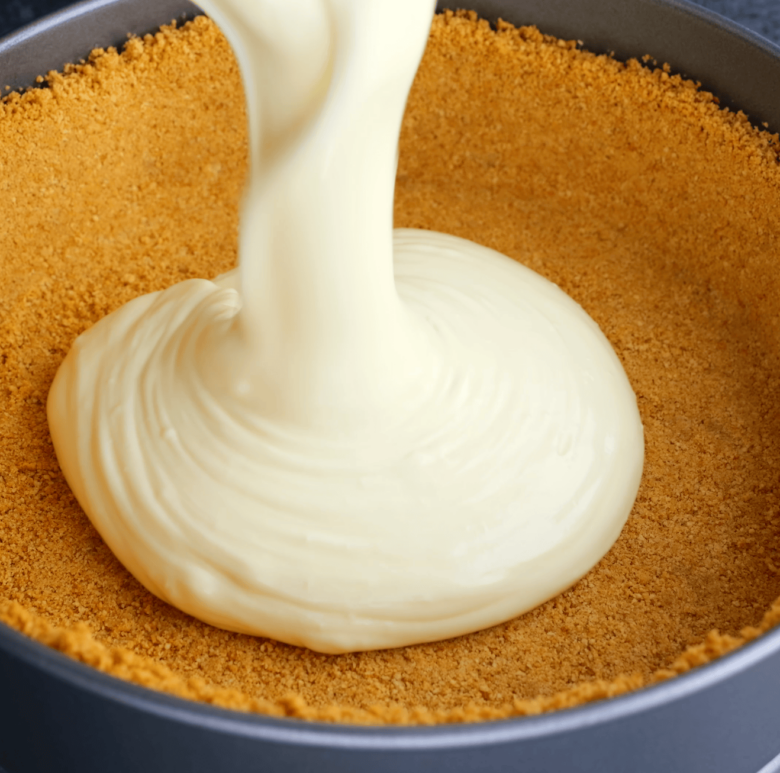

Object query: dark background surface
[1,0,780,44]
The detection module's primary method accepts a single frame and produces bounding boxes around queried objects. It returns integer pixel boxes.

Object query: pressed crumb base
[1,12,780,725]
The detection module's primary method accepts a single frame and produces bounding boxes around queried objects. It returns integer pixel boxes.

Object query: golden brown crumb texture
[1,11,780,725]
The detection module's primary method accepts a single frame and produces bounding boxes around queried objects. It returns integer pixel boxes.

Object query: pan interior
[0,8,779,725]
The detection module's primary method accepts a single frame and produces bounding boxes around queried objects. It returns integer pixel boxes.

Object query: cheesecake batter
[46,1,643,653]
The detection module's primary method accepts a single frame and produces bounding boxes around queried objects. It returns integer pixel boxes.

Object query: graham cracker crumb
[1,11,779,725]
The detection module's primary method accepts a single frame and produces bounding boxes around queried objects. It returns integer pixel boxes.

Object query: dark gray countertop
[0,0,74,38]
[1,0,780,44]
[696,0,780,42]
